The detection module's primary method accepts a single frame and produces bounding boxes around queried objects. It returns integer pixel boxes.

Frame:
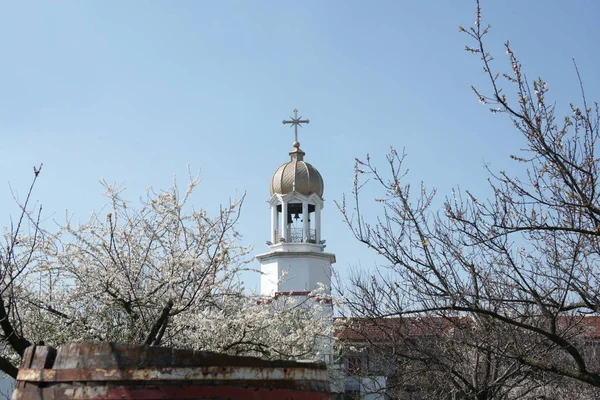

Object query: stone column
[281,200,288,242]
[302,201,309,242]
[315,205,321,244]
[271,202,278,243]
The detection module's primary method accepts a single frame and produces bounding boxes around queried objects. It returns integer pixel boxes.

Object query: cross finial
[282,109,309,146]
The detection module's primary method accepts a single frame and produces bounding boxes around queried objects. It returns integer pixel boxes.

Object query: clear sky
[1,1,599,292]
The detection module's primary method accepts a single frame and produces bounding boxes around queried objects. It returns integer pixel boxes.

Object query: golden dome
[270,143,324,198]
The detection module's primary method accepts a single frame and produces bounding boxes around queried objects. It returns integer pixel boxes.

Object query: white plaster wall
[278,257,312,292]
[260,261,279,297]
[259,254,332,295]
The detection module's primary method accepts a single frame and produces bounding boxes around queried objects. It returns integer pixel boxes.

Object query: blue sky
[1,1,599,292]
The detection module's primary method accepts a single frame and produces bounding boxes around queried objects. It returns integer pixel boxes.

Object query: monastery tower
[256,109,336,298]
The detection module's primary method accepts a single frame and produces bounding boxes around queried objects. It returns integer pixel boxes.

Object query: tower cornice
[256,250,336,264]
[268,192,324,208]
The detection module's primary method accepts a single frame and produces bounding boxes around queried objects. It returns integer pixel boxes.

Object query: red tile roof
[335,315,600,342]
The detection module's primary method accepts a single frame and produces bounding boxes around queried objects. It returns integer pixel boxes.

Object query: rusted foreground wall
[12,342,331,400]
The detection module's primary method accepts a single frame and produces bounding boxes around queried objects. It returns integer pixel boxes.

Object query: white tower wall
[258,251,335,297]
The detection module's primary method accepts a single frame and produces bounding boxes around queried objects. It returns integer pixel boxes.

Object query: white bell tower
[257,109,336,297]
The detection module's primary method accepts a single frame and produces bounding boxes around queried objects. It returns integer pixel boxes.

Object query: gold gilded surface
[270,155,324,197]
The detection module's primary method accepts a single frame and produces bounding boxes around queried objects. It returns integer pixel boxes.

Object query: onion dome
[270,141,324,197]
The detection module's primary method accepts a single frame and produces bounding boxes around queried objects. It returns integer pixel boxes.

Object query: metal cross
[282,109,309,143]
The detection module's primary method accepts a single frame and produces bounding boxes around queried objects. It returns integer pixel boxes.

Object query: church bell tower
[257,109,336,297]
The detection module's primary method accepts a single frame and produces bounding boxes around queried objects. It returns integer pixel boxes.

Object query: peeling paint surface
[12,343,331,400]
[18,365,327,382]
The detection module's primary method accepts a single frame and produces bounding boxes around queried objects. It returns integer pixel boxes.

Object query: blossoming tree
[0,169,331,378]
[338,0,600,394]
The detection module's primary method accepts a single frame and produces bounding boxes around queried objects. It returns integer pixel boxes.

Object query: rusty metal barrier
[12,342,331,400]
